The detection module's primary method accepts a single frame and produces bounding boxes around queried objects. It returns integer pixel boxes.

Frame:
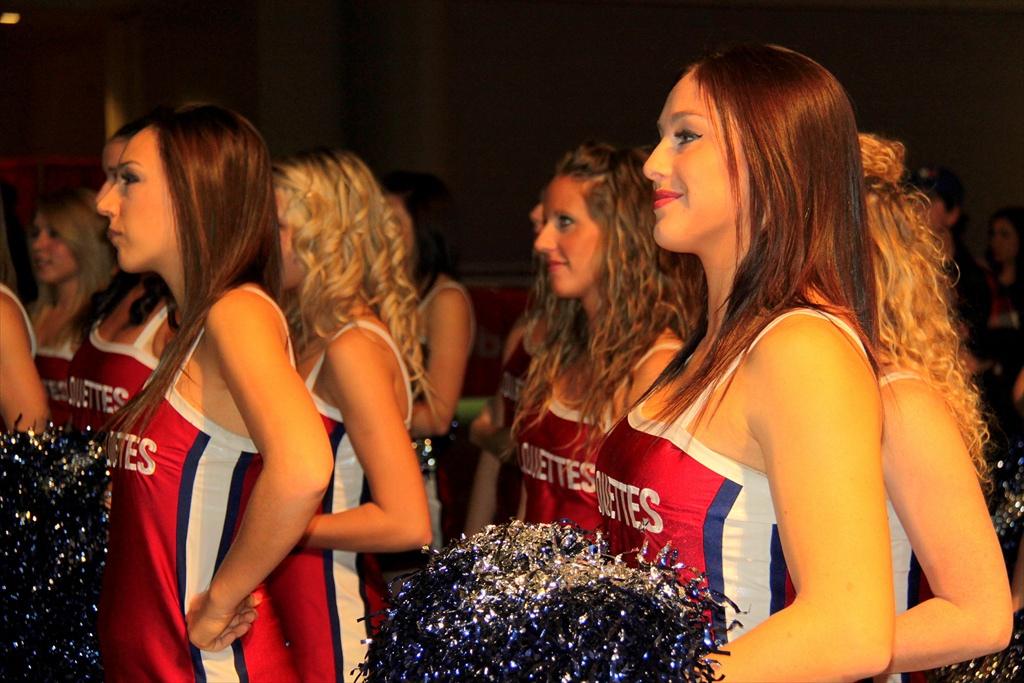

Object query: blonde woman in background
[30,187,115,425]
[0,201,48,430]
[861,133,1010,679]
[271,149,432,682]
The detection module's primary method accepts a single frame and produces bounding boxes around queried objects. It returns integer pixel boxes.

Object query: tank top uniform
[594,309,868,646]
[415,279,476,547]
[0,284,37,432]
[267,320,413,683]
[35,337,75,427]
[517,340,681,530]
[67,305,168,432]
[494,337,531,522]
[98,288,298,683]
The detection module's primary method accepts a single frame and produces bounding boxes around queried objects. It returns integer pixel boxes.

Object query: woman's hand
[185,589,260,651]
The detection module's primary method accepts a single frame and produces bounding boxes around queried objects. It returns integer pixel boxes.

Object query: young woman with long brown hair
[95,105,333,682]
[595,44,893,679]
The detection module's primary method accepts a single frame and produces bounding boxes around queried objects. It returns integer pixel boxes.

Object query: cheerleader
[95,105,333,682]
[859,133,1011,677]
[594,44,893,679]
[68,116,172,432]
[0,212,47,430]
[513,142,695,529]
[269,149,431,682]
[29,188,115,425]
[463,202,544,535]
[382,171,473,547]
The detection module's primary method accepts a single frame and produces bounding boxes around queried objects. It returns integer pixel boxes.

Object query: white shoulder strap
[0,283,36,357]
[238,285,294,367]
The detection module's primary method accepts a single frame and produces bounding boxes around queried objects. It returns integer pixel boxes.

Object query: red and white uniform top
[516,340,681,531]
[67,305,168,431]
[268,319,413,683]
[99,287,298,683]
[595,309,878,645]
[35,335,75,427]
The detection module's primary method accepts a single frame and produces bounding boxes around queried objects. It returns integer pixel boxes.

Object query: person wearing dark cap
[912,165,993,371]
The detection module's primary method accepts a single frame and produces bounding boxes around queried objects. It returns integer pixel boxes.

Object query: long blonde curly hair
[274,148,428,400]
[513,142,700,445]
[860,132,989,482]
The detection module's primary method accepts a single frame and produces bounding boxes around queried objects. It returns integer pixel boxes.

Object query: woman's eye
[118,170,139,185]
[556,214,574,230]
[673,129,702,146]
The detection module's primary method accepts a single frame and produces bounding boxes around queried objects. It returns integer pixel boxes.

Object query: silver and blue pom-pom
[357,520,726,682]
[1,426,108,682]
[935,434,1024,683]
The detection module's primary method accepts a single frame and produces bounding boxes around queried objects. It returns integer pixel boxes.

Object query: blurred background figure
[463,200,544,536]
[913,167,992,368]
[0,193,48,431]
[29,187,115,426]
[382,171,475,550]
[984,206,1024,441]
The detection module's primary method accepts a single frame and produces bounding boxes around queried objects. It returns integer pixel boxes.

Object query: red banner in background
[463,286,529,398]
[0,156,104,228]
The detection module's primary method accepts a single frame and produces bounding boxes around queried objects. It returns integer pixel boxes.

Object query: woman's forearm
[882,596,1012,674]
[207,466,327,608]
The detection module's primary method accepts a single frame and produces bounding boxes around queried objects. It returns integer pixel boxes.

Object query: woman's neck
[702,261,735,341]
[52,277,81,311]
[998,262,1016,287]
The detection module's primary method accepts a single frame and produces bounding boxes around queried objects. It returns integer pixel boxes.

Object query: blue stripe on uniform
[702,479,742,643]
[214,452,255,569]
[218,451,255,683]
[323,422,346,683]
[176,431,211,683]
[768,525,788,614]
[907,552,923,611]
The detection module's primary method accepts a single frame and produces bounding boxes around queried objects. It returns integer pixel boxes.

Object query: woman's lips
[653,189,682,209]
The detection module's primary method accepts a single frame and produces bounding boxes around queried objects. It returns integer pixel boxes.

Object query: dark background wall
[2,0,1022,278]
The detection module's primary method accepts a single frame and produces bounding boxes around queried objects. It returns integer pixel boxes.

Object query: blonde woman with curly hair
[30,187,115,425]
[270,148,432,683]
[860,133,1011,679]
[511,141,696,529]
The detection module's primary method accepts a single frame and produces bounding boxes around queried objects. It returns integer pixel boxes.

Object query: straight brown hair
[109,104,280,433]
[651,44,878,422]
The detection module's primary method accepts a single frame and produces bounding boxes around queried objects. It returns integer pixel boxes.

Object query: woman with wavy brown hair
[270,148,431,682]
[595,44,892,679]
[96,105,333,682]
[511,141,697,530]
[860,133,1010,678]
